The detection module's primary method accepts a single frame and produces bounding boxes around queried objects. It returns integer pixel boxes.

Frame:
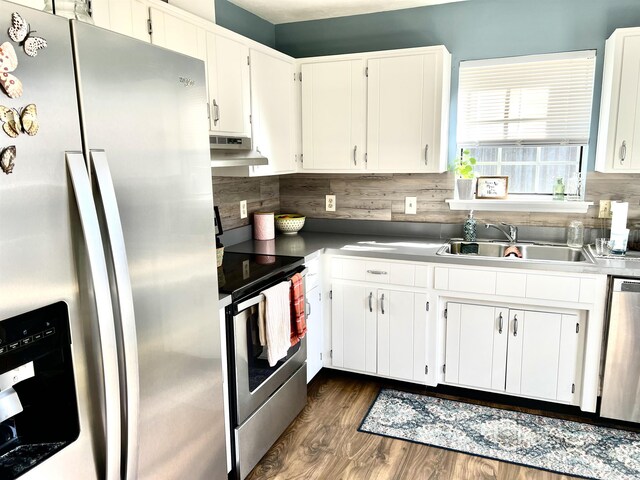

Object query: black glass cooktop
[218,252,304,300]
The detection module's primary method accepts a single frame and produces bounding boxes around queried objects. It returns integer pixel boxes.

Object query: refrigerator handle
[89,150,140,480]
[66,152,122,480]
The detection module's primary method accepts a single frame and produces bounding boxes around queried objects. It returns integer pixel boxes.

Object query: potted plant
[452,150,477,200]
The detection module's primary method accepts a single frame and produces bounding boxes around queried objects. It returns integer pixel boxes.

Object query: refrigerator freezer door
[71,22,225,480]
[0,5,105,480]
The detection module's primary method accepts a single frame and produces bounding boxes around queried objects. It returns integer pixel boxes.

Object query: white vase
[456,178,475,200]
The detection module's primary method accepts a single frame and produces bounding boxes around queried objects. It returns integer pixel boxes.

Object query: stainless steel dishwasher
[601,277,640,422]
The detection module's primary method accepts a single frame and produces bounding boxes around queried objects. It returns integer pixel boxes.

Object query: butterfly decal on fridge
[8,12,47,58]
[0,145,16,174]
[0,42,21,99]
[0,104,38,138]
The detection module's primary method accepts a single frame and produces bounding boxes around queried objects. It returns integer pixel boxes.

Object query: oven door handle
[236,294,264,313]
[235,268,308,312]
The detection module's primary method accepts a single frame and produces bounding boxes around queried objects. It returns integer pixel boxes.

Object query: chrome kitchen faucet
[485,222,518,243]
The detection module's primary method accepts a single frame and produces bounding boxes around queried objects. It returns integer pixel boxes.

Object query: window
[457,51,596,194]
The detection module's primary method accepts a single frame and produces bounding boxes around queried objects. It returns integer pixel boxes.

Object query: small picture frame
[476,176,509,199]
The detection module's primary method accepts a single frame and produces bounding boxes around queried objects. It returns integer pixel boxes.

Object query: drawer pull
[367,270,388,275]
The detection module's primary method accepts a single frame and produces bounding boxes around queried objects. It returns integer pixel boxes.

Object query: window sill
[446,196,593,213]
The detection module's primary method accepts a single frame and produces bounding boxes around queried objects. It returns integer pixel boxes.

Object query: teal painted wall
[274,0,640,170]
[215,0,276,48]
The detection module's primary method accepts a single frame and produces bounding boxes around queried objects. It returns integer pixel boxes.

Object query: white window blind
[457,51,596,147]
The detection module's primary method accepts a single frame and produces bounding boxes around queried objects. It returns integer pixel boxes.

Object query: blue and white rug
[358,389,640,480]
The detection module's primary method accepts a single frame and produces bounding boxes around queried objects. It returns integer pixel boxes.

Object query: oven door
[231,283,307,425]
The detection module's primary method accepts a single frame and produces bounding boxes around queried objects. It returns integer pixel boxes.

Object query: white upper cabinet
[596,27,640,172]
[247,49,297,176]
[9,0,45,10]
[148,6,206,59]
[299,47,450,173]
[92,0,149,42]
[145,3,251,137]
[367,48,450,173]
[301,59,367,171]
[206,32,251,136]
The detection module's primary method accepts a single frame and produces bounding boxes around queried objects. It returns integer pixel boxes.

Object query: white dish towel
[262,281,291,367]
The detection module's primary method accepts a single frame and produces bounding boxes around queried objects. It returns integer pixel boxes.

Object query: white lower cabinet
[306,283,323,382]
[331,282,428,383]
[445,302,583,404]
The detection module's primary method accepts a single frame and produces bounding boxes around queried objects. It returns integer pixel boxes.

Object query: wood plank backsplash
[213,172,640,231]
[212,175,279,230]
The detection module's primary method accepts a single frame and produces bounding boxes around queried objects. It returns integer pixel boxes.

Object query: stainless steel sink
[437,240,594,263]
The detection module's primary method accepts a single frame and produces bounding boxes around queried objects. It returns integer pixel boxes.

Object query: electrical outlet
[405,196,417,215]
[242,260,250,279]
[240,200,247,219]
[598,200,612,219]
[326,195,336,212]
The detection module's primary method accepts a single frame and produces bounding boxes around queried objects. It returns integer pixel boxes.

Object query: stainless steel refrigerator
[0,4,225,479]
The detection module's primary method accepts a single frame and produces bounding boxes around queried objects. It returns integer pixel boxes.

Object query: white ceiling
[227,0,469,25]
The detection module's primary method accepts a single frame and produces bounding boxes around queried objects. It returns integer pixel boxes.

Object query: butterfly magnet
[0,42,21,99]
[0,145,16,174]
[0,104,38,138]
[8,12,47,58]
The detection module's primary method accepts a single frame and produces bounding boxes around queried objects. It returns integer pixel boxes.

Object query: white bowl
[275,214,305,234]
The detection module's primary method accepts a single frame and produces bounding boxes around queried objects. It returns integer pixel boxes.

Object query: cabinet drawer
[305,259,321,291]
[365,261,391,283]
[332,257,417,286]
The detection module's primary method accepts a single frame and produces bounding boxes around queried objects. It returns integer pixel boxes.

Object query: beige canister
[253,212,275,240]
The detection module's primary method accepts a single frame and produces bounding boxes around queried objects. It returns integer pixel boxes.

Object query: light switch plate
[326,195,336,212]
[405,197,417,215]
[240,200,247,219]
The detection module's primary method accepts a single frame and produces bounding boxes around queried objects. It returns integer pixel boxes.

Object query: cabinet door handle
[368,292,373,312]
[424,144,429,166]
[305,300,311,317]
[498,312,503,334]
[353,145,357,165]
[513,314,518,337]
[212,99,220,126]
[620,140,627,164]
[380,293,385,315]
[366,270,388,275]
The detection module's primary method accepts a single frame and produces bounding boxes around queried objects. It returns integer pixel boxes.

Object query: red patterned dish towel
[289,273,306,346]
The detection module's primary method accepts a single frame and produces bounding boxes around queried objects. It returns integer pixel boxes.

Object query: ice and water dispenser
[0,302,79,478]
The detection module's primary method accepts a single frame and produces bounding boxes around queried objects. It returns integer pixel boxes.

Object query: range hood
[210,135,268,168]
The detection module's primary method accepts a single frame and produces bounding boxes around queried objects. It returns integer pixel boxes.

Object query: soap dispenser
[463,210,477,241]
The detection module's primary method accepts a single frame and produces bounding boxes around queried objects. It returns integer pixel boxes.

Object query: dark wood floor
[247,370,580,480]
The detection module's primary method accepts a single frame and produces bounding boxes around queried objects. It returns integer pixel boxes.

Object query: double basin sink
[437,240,594,263]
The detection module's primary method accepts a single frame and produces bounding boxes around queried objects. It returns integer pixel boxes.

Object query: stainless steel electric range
[218,252,307,480]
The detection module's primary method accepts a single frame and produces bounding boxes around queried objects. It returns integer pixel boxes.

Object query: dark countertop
[224,231,640,277]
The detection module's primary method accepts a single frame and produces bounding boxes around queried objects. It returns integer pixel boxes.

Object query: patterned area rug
[358,389,640,480]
